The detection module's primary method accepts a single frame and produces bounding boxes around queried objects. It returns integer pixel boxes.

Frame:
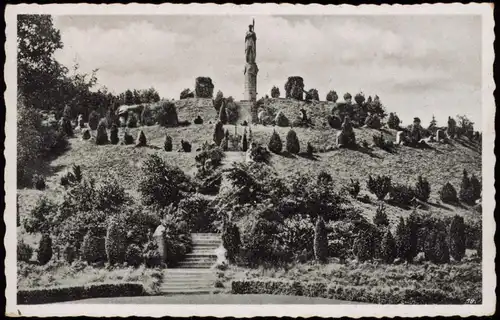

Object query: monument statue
[245,19,256,64]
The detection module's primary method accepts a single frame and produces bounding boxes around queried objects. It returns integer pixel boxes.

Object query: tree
[387,112,401,129]
[109,124,119,145]
[37,233,53,265]
[373,203,389,227]
[213,121,225,146]
[326,90,338,102]
[157,101,178,127]
[470,174,481,203]
[440,182,458,204]
[88,110,99,130]
[459,169,474,204]
[415,176,431,202]
[449,215,466,262]
[95,119,109,145]
[381,229,397,263]
[343,92,352,102]
[213,90,224,112]
[105,218,126,265]
[314,216,328,263]
[219,100,228,124]
[271,86,280,98]
[354,92,365,105]
[428,115,437,131]
[124,89,134,105]
[395,217,409,261]
[286,129,300,154]
[241,131,249,152]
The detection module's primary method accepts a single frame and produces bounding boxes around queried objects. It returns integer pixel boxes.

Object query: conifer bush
[389,184,416,207]
[105,218,127,265]
[381,229,397,263]
[314,216,328,263]
[286,129,300,154]
[222,220,241,263]
[61,117,73,137]
[141,105,154,126]
[367,175,391,200]
[347,179,360,199]
[95,119,109,145]
[37,233,52,265]
[275,111,289,127]
[241,132,248,152]
[433,229,450,264]
[213,121,225,146]
[268,130,283,154]
[415,176,431,202]
[449,215,466,262]
[213,90,224,112]
[353,228,378,262]
[193,116,203,124]
[439,182,458,204]
[127,113,138,128]
[220,137,229,151]
[81,229,106,264]
[181,140,192,152]
[387,112,401,129]
[395,217,409,260]
[373,203,389,227]
[164,135,173,152]
[142,240,162,268]
[327,115,342,129]
[306,142,314,157]
[157,101,178,127]
[136,130,147,147]
[470,174,481,203]
[88,111,99,130]
[72,164,82,183]
[82,129,91,140]
[110,124,119,145]
[326,90,338,102]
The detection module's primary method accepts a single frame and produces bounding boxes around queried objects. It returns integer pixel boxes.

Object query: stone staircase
[159,233,221,294]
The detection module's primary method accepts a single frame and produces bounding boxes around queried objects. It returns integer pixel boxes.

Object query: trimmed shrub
[95,119,109,145]
[32,174,46,190]
[306,142,314,157]
[37,233,52,265]
[81,229,106,264]
[449,215,466,262]
[61,117,73,137]
[123,131,134,145]
[381,229,397,263]
[305,88,319,101]
[268,130,283,154]
[222,220,241,263]
[105,218,127,265]
[181,140,192,152]
[241,132,248,152]
[414,176,431,202]
[82,129,91,140]
[138,154,194,208]
[275,111,289,127]
[157,101,178,127]
[194,116,203,124]
[326,90,338,102]
[110,124,119,145]
[327,115,342,129]
[18,240,33,262]
[17,283,145,305]
[347,179,360,199]
[389,184,415,207]
[313,216,328,263]
[367,175,391,200]
[136,130,147,147]
[88,111,99,130]
[125,244,143,267]
[127,113,138,128]
[373,203,389,227]
[440,182,458,204]
[164,135,173,152]
[213,121,225,146]
[286,129,300,154]
[470,174,481,203]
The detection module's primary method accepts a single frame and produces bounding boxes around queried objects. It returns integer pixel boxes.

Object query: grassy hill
[17,98,482,248]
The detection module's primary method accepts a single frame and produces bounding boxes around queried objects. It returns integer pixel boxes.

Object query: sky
[52,14,482,128]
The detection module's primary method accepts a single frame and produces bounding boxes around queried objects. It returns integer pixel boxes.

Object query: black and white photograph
[4,3,495,318]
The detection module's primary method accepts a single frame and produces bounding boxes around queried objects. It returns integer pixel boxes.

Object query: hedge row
[231,279,479,304]
[17,282,145,305]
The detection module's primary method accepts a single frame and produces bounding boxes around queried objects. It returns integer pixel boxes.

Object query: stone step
[191,233,220,237]
[183,258,217,264]
[161,283,214,289]
[186,252,217,257]
[159,288,214,294]
[177,263,214,269]
[164,268,213,273]
[163,277,215,282]
[191,242,221,246]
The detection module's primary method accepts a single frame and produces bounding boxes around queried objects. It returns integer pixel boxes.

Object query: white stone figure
[396,131,404,145]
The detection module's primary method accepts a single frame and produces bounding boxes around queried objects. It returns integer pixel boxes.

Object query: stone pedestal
[244,63,258,101]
